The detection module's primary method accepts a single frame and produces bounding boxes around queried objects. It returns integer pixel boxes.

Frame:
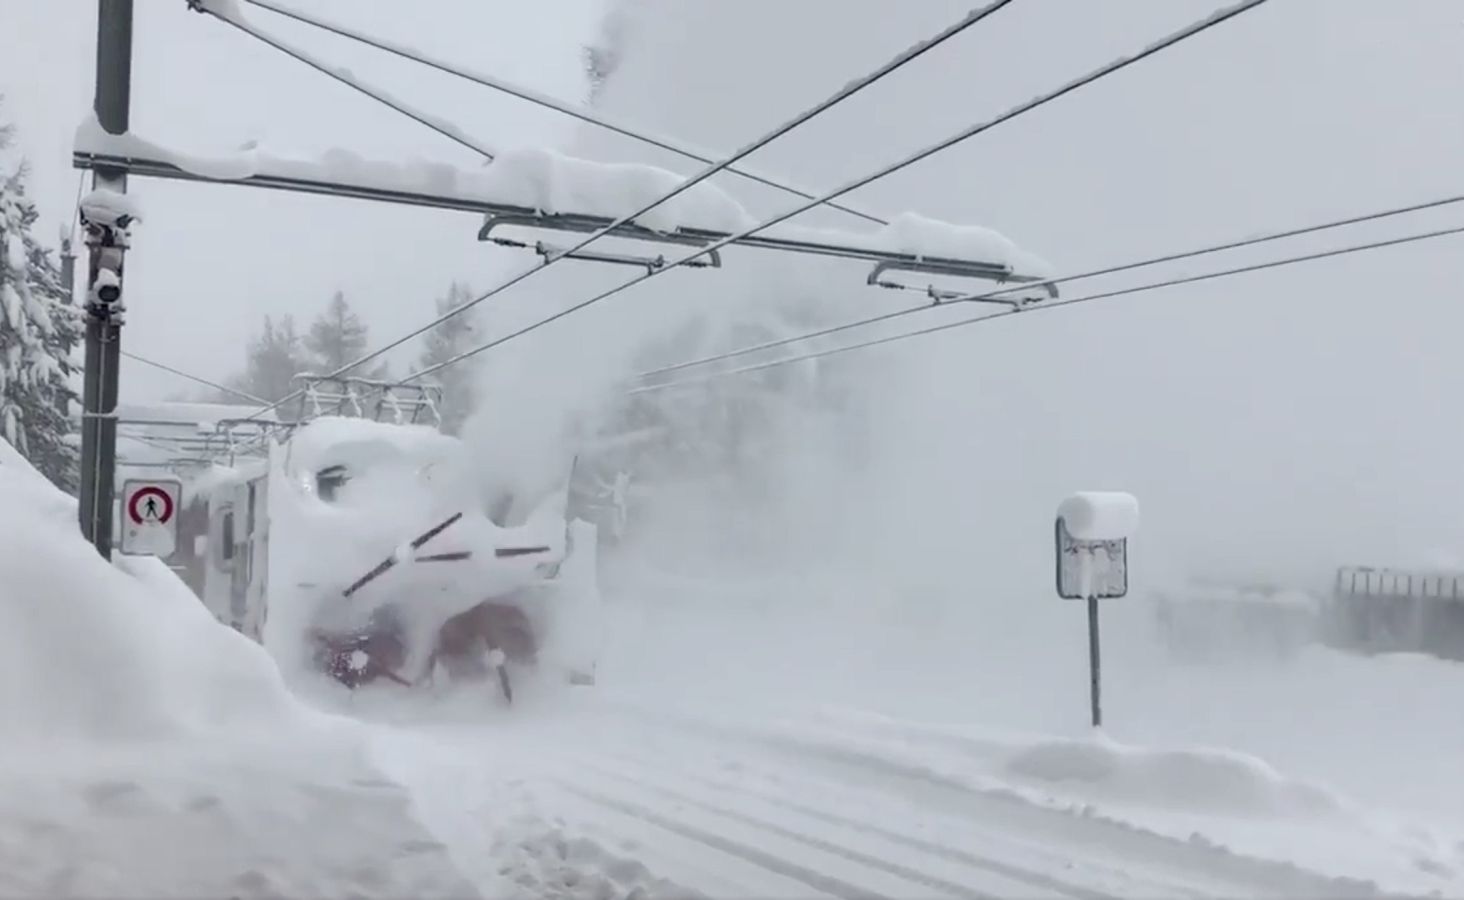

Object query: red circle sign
[127,486,175,525]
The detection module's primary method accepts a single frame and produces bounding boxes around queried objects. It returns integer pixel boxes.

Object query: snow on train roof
[286,416,463,476]
[74,115,1051,277]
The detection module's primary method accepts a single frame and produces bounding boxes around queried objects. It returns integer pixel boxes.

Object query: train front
[269,415,602,702]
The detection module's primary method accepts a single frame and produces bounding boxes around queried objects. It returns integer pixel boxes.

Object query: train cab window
[219,512,235,564]
[316,465,349,502]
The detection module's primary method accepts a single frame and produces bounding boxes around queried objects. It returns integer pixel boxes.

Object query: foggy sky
[524,0,1464,586]
[0,0,604,398]
[3,1,1462,582]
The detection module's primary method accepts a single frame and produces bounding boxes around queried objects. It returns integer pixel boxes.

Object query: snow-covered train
[146,378,603,702]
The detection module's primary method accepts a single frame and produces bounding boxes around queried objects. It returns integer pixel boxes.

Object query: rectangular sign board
[1055,517,1128,600]
[119,478,182,557]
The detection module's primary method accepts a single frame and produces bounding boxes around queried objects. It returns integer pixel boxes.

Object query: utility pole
[77,0,134,557]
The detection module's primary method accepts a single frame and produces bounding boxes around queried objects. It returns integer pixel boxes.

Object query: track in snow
[583,700,1392,898]
[577,749,1112,899]
[367,692,1405,900]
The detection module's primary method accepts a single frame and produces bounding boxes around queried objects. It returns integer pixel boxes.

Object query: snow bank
[0,435,76,529]
[73,115,1050,274]
[0,438,309,743]
[1003,731,1343,817]
[644,700,1346,820]
[1058,491,1140,541]
[0,742,478,899]
[0,438,481,896]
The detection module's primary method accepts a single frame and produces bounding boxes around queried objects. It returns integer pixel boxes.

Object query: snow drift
[0,440,309,743]
[1002,731,1342,817]
[0,438,481,896]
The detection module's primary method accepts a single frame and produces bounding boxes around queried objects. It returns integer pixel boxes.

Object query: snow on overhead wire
[71,114,1048,273]
[401,0,1275,386]
[236,0,890,227]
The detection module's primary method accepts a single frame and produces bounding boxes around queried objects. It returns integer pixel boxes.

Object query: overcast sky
[483,0,1464,587]
[3,0,1463,584]
[0,0,605,399]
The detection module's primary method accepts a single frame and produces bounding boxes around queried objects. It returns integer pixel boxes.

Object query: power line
[228,0,1018,422]
[192,1,499,163]
[120,350,268,405]
[628,222,1464,395]
[404,0,1271,386]
[634,191,1464,384]
[239,0,890,226]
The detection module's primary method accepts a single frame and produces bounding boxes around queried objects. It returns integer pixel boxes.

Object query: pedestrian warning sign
[120,478,181,557]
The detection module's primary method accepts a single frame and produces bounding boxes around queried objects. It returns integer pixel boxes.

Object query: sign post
[120,478,181,557]
[1055,491,1139,729]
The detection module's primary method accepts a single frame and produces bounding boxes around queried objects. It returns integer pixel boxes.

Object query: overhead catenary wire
[634,190,1464,384]
[120,350,269,405]
[628,222,1464,395]
[224,0,1020,423]
[237,0,890,226]
[192,1,499,162]
[403,0,1272,386]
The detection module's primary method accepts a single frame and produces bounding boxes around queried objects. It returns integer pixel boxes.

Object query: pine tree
[415,282,479,434]
[305,289,390,382]
[0,112,81,493]
[21,232,82,491]
[230,314,310,409]
[306,290,369,373]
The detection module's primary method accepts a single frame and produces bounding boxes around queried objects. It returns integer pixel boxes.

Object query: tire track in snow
[586,746,1115,900]
[593,698,1394,899]
[586,741,1215,900]
[554,780,896,900]
[545,791,817,899]
[574,760,1076,900]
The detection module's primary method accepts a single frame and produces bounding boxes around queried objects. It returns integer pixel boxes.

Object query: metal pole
[78,0,133,556]
[1087,593,1102,728]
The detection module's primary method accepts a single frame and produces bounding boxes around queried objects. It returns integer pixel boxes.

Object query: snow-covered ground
[10,0,1464,895]
[0,440,477,898]
[13,422,1464,898]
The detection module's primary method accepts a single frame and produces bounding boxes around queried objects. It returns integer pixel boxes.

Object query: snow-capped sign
[120,478,181,557]
[1055,492,1137,601]
[1055,517,1128,600]
[1054,491,1138,728]
[1057,492,1139,542]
